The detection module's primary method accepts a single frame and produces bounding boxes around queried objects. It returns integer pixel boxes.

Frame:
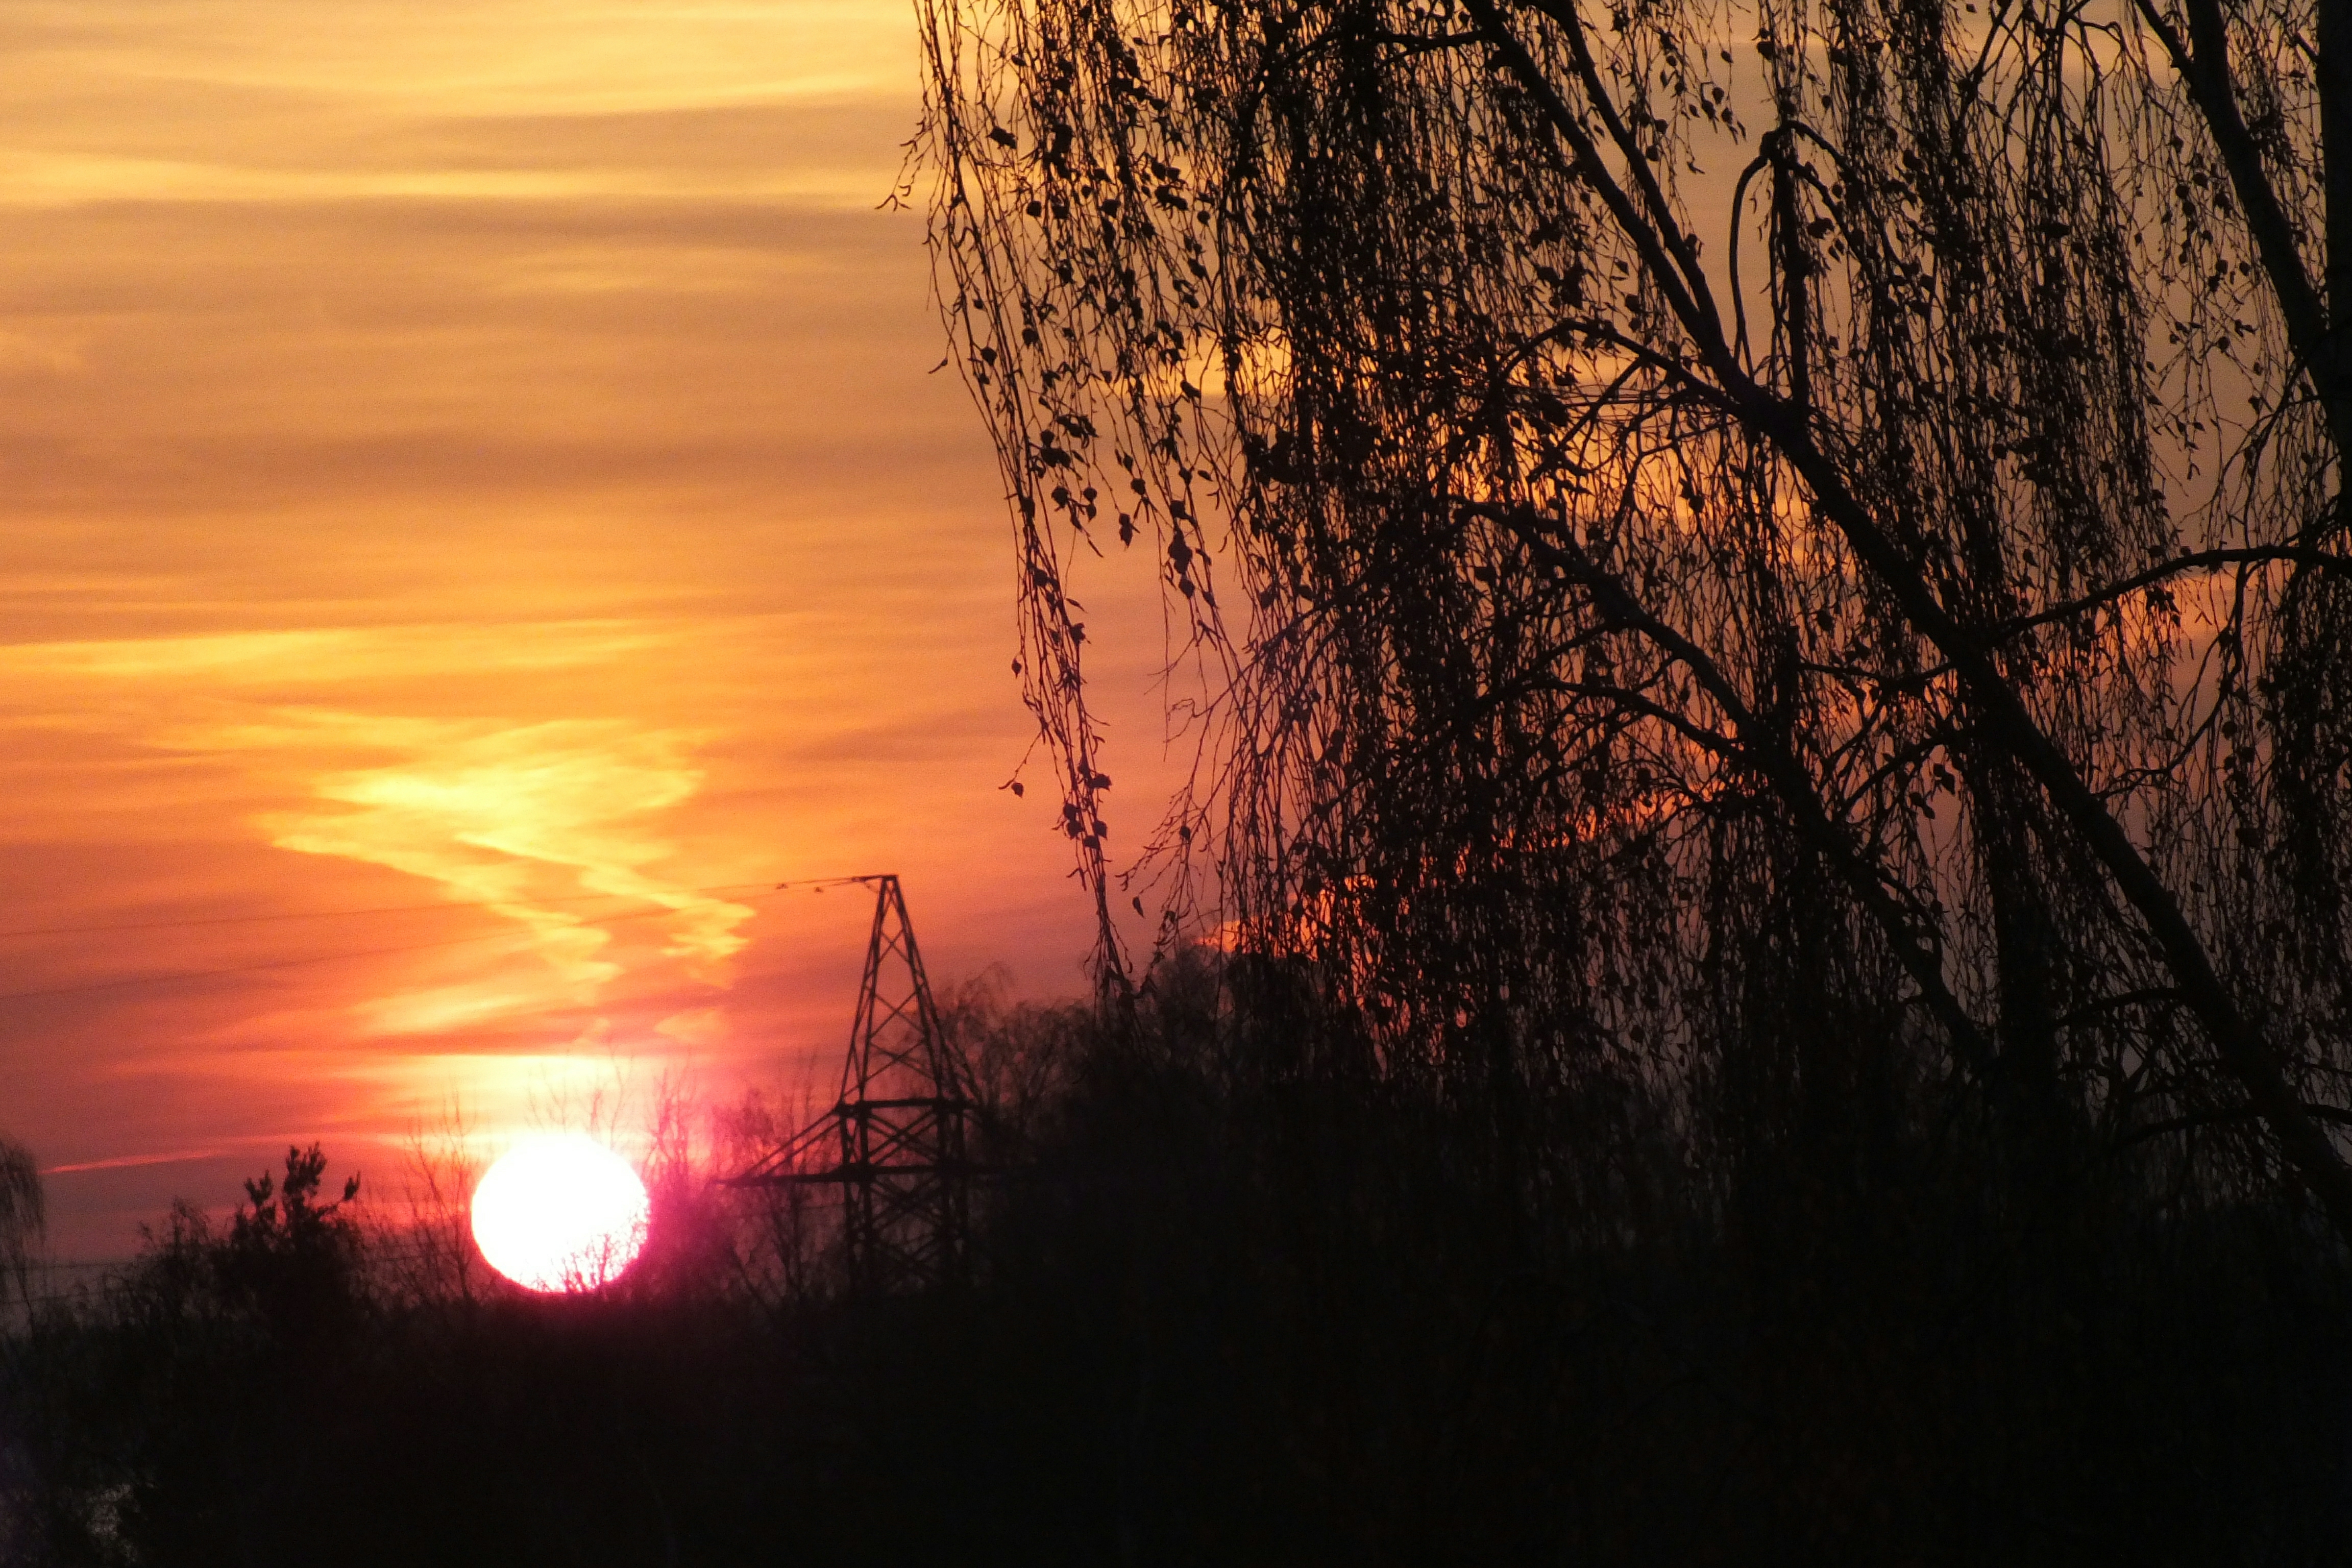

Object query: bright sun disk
[471,1133,651,1293]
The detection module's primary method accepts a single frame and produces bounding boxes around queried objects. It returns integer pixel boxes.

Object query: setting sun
[470,1133,651,1293]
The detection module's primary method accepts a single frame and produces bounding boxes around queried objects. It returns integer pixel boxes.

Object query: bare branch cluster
[922,0,2352,1232]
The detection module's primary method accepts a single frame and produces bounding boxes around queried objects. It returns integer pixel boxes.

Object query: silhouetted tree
[121,1144,365,1343]
[922,0,2352,1236]
[219,1144,362,1329]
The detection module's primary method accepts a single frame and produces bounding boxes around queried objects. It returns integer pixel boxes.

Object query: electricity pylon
[722,875,976,1293]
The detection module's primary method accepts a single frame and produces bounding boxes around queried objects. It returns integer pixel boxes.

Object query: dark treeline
[4,949,2349,1565]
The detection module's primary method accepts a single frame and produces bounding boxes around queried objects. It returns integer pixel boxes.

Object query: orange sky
[0,0,1159,1258]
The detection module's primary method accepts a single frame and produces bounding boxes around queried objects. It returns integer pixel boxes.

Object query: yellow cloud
[264,717,755,983]
[0,620,761,1010]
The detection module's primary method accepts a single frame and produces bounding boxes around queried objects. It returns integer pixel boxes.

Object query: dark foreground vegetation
[5,953,2350,1566]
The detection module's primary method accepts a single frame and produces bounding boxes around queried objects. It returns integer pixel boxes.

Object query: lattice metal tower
[722,875,976,1293]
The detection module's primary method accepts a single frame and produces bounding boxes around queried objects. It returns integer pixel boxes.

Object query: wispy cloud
[0,620,762,1008]
[263,715,755,983]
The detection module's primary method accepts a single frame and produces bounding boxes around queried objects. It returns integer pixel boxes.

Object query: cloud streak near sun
[266,716,755,985]
[0,619,760,1004]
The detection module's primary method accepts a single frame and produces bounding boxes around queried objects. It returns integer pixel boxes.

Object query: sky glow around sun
[471,1133,651,1292]
[0,0,1185,1260]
